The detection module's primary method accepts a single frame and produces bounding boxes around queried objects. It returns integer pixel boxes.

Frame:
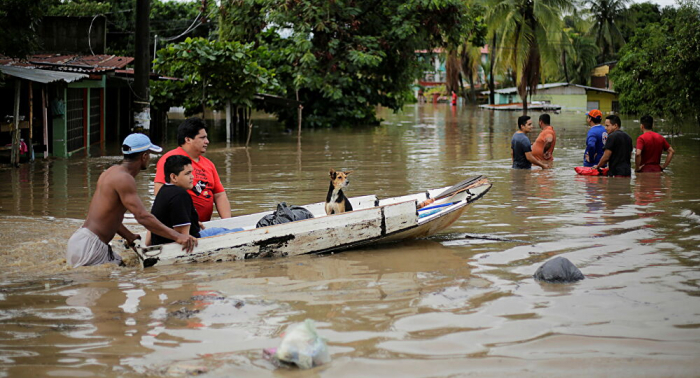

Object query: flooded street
[1,104,699,377]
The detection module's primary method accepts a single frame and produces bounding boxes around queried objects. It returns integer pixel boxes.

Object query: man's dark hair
[539,113,550,125]
[122,150,147,162]
[606,115,622,127]
[517,115,531,130]
[177,117,208,146]
[640,115,654,130]
[164,155,192,183]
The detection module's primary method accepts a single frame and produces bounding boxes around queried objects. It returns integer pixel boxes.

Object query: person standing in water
[66,134,197,268]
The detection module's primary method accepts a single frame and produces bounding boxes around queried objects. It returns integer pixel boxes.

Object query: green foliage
[0,0,44,58]
[47,1,111,17]
[486,0,573,109]
[586,0,629,63]
[45,0,216,56]
[219,0,478,127]
[610,0,700,127]
[619,2,661,42]
[563,32,599,84]
[151,37,278,116]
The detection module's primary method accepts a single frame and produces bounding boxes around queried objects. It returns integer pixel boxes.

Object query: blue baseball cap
[121,133,162,154]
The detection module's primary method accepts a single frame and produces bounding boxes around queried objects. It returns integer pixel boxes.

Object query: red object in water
[575,166,609,176]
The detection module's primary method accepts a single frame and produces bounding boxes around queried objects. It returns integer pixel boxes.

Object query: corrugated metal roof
[575,84,617,94]
[484,83,618,95]
[0,54,134,73]
[0,66,88,83]
[492,82,570,94]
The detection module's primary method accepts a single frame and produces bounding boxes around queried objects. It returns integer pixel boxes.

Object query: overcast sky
[629,0,678,7]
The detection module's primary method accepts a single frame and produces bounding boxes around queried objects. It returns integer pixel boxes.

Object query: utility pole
[133,0,151,132]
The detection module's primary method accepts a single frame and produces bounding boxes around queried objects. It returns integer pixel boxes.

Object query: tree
[486,0,573,114]
[619,2,661,42]
[444,4,487,103]
[460,43,484,103]
[219,0,479,127]
[0,0,44,59]
[150,37,278,116]
[562,32,599,84]
[46,0,217,56]
[586,0,629,63]
[610,0,700,128]
[560,12,599,84]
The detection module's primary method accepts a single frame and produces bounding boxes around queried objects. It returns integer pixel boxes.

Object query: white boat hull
[116,179,492,267]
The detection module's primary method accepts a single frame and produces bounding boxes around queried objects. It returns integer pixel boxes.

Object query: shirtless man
[66,133,197,268]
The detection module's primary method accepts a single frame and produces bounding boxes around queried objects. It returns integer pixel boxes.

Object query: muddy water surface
[1,105,699,377]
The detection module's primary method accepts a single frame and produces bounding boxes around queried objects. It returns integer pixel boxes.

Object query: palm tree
[486,0,573,114]
[586,0,629,62]
[557,11,599,84]
[566,33,600,84]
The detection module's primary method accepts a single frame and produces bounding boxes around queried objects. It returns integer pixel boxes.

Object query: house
[0,54,136,159]
[487,83,619,113]
[591,61,617,91]
[415,46,490,88]
[415,48,447,87]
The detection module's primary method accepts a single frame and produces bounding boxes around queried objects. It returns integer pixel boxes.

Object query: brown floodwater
[1,104,699,377]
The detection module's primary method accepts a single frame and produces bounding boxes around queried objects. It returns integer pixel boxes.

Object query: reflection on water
[1,105,700,376]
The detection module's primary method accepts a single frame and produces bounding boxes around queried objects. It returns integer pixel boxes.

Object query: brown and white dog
[325,168,353,215]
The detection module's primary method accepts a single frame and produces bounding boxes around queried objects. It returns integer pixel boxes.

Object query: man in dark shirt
[593,115,633,177]
[511,115,550,170]
[150,155,241,246]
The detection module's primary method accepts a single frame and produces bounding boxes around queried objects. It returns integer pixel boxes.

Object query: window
[612,101,620,113]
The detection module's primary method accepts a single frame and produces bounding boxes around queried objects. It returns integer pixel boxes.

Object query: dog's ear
[329,168,336,179]
[344,170,354,175]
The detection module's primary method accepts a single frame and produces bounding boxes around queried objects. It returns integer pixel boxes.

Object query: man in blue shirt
[583,109,607,167]
[512,115,550,170]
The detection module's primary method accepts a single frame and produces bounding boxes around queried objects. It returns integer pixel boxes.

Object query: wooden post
[245,119,253,147]
[28,82,34,161]
[11,79,21,167]
[225,100,231,143]
[42,86,49,159]
[296,90,302,139]
[28,83,33,140]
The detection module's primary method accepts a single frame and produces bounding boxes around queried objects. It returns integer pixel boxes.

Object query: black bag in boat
[256,202,315,228]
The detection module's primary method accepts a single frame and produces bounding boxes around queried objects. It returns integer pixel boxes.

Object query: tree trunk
[489,34,496,105]
[445,50,461,94]
[468,74,476,104]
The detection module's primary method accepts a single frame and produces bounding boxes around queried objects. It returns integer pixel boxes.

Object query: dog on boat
[325,168,353,215]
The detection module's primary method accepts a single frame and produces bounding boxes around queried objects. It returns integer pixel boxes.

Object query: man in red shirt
[635,115,675,173]
[154,118,232,222]
[532,113,556,164]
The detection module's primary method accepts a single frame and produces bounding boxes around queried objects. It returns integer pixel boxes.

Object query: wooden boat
[116,176,492,268]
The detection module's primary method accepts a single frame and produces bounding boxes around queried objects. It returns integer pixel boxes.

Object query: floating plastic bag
[533,256,585,283]
[574,166,609,176]
[265,319,330,369]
